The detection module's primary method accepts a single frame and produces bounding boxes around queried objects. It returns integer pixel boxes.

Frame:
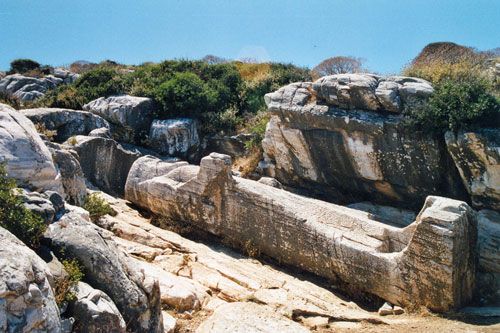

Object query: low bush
[403,80,500,133]
[0,91,22,109]
[82,192,115,222]
[9,59,40,74]
[54,255,84,307]
[0,163,46,248]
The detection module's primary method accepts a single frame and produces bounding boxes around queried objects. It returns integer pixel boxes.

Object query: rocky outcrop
[0,74,63,100]
[93,193,384,331]
[0,227,62,332]
[0,104,64,194]
[19,190,65,224]
[262,76,466,209]
[125,153,477,312]
[445,129,500,210]
[68,135,152,196]
[197,302,309,333]
[266,74,433,114]
[45,142,87,205]
[69,282,126,333]
[45,211,163,332]
[21,108,110,142]
[83,95,155,139]
[149,118,199,158]
[53,68,80,84]
[202,133,255,159]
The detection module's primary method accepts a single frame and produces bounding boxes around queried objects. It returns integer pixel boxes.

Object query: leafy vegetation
[402,42,500,133]
[0,163,46,248]
[54,256,84,307]
[403,80,500,133]
[82,192,115,222]
[36,58,310,137]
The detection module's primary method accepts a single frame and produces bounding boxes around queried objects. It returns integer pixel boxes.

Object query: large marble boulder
[0,227,62,332]
[45,142,87,205]
[0,104,64,194]
[125,154,477,312]
[67,135,152,196]
[68,282,126,333]
[0,74,63,101]
[83,95,155,139]
[45,212,163,332]
[21,108,110,142]
[149,118,199,158]
[445,129,500,210]
[262,81,465,209]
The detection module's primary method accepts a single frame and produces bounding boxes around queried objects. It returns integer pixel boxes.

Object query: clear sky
[1,0,499,74]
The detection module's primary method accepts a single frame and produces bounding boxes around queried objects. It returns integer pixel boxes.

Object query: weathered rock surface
[19,189,65,224]
[125,153,477,312]
[45,211,163,332]
[445,129,500,210]
[68,281,126,333]
[45,142,87,205]
[0,105,64,194]
[21,108,110,142]
[83,95,154,138]
[477,210,500,273]
[262,80,466,209]
[149,118,199,158]
[202,133,255,159]
[0,227,62,332]
[92,193,385,331]
[0,74,63,100]
[196,302,309,333]
[67,135,151,196]
[53,68,80,84]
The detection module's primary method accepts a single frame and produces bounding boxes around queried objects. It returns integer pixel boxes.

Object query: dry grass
[233,61,271,80]
[232,148,263,178]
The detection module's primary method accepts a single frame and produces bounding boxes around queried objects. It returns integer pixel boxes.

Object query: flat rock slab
[196,302,309,333]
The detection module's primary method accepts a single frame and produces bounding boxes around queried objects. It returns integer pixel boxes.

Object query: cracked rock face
[149,118,200,158]
[69,282,126,333]
[261,76,467,209]
[445,129,500,210]
[83,95,154,140]
[0,74,64,101]
[0,104,64,195]
[0,227,62,332]
[45,211,163,332]
[68,135,151,196]
[21,108,110,142]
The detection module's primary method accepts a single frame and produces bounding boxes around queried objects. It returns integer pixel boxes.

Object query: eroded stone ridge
[125,153,477,312]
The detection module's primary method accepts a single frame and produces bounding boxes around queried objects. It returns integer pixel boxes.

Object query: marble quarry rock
[125,153,477,312]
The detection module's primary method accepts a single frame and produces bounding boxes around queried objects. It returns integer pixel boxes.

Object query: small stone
[378,302,393,316]
[393,306,404,315]
[162,312,176,333]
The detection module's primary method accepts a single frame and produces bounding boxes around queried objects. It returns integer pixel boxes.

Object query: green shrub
[82,192,115,222]
[403,80,500,133]
[54,256,84,307]
[9,59,40,74]
[0,163,46,248]
[154,72,217,119]
[244,111,270,150]
[0,91,22,109]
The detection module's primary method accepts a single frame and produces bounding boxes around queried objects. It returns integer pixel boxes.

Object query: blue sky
[1,0,499,74]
